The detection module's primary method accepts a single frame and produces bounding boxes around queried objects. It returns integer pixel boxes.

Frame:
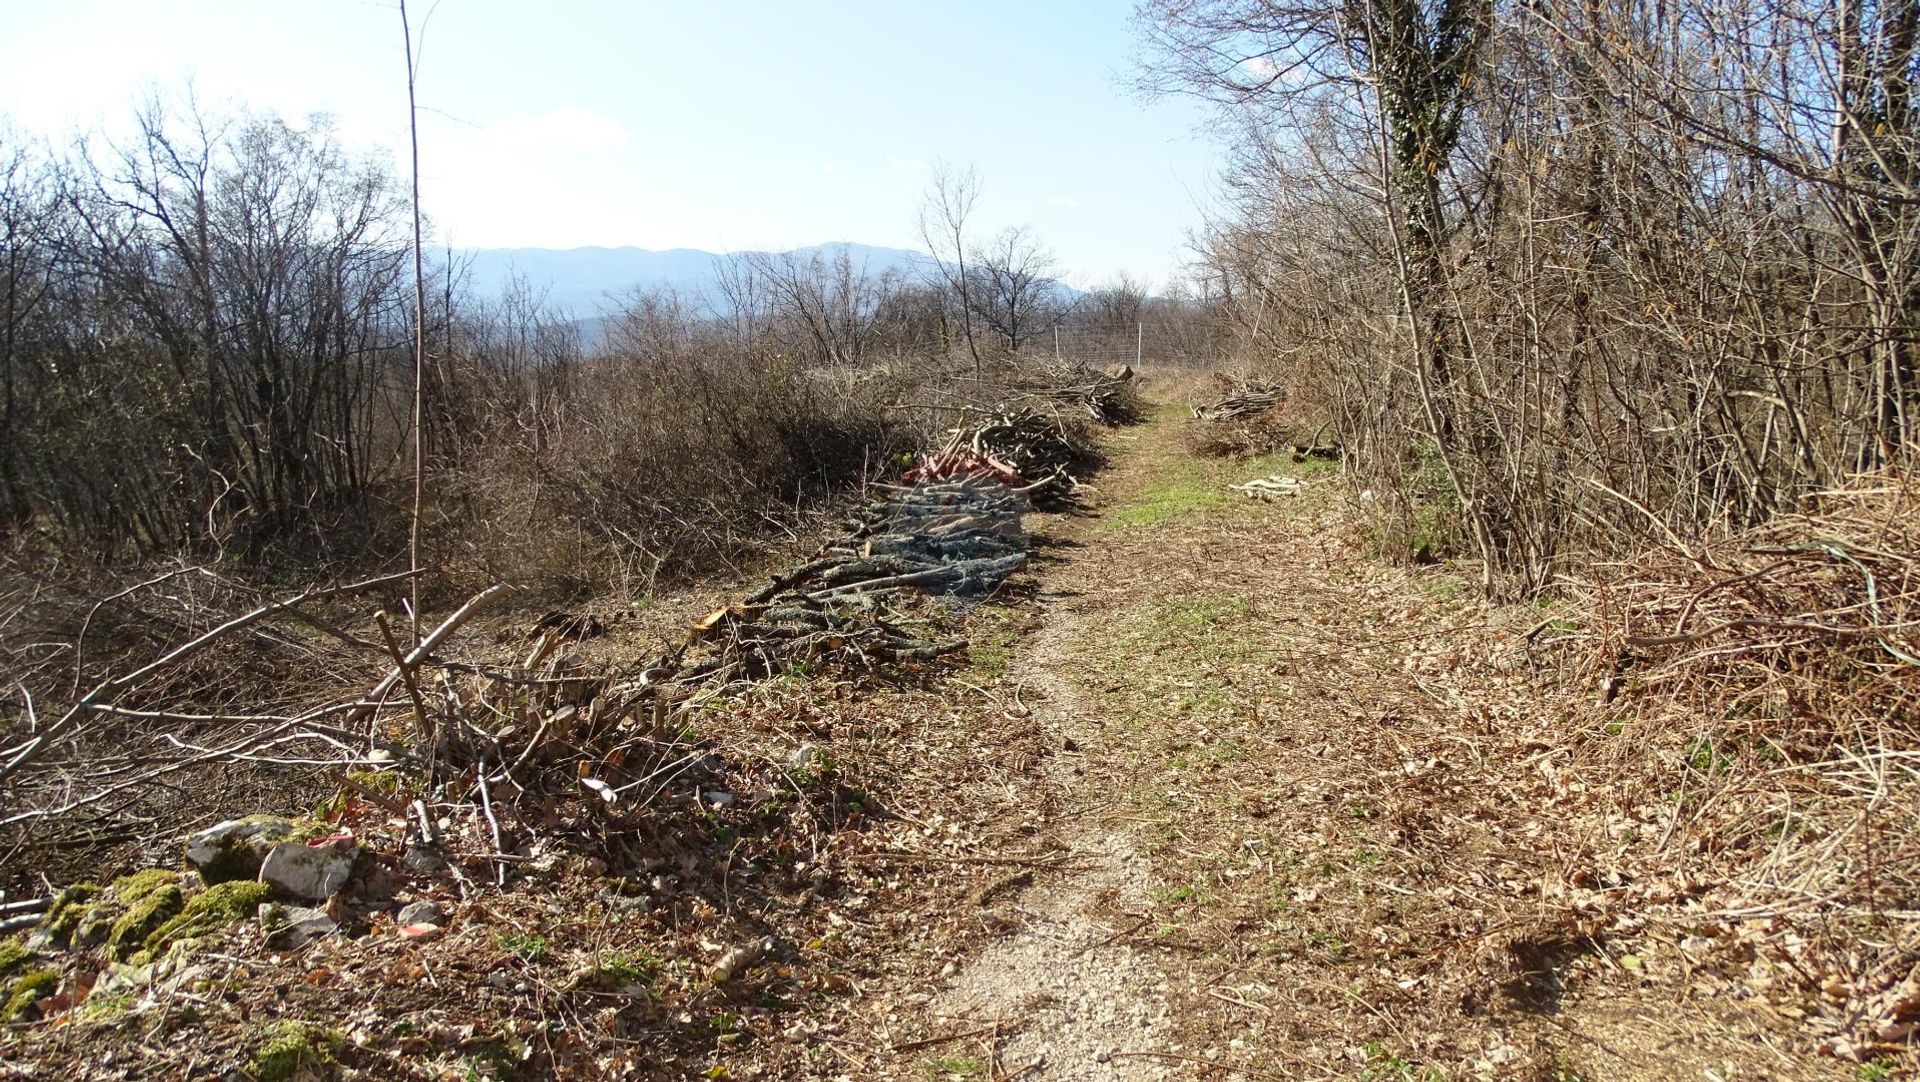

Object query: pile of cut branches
[1565,472,1920,1059]
[0,370,1130,1075]
[1191,379,1283,422]
[635,474,1032,699]
[1023,365,1143,425]
[0,380,1112,872]
[891,403,1099,511]
[1185,375,1333,461]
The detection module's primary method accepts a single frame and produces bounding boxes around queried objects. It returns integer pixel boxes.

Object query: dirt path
[875,405,1313,1079]
[917,420,1190,1081]
[869,398,1837,1081]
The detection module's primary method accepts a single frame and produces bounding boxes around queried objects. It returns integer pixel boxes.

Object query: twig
[412,799,439,846]
[1206,987,1273,1014]
[1109,1050,1291,1079]
[854,849,1079,870]
[2,567,429,784]
[889,1025,998,1054]
[1079,915,1153,955]
[375,611,433,749]
[332,769,409,815]
[477,757,507,887]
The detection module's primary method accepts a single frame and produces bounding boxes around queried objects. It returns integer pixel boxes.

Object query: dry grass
[1552,472,1920,1063]
[441,352,925,599]
[1033,409,1861,1079]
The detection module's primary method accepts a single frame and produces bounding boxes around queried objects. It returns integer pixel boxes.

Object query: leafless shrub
[1141,0,1920,591]
[1538,474,1920,1053]
[436,284,935,598]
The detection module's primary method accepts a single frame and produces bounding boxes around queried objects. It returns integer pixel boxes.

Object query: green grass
[243,1021,344,1082]
[1153,878,1216,907]
[1159,595,1248,630]
[495,932,549,962]
[1107,476,1230,527]
[1552,1060,1591,1082]
[961,603,1022,679]
[82,992,135,1020]
[588,949,660,990]
[920,1055,987,1080]
[1106,431,1331,530]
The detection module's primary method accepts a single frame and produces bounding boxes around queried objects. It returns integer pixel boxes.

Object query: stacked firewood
[645,468,1036,698]
[1192,381,1284,421]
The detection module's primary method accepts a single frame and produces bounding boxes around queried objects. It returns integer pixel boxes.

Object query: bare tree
[0,96,414,560]
[1079,272,1149,327]
[1138,0,1920,589]
[966,225,1062,353]
[0,126,63,528]
[709,252,771,347]
[744,245,901,366]
[918,162,984,375]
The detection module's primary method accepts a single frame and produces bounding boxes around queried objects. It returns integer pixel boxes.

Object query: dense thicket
[0,100,1154,591]
[1143,0,1920,591]
[1,104,417,563]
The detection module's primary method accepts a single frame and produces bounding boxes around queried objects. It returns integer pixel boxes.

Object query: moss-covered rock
[243,1020,343,1081]
[37,883,103,948]
[0,937,32,976]
[42,871,192,958]
[105,879,183,961]
[3,969,58,1020]
[142,880,275,955]
[112,868,180,900]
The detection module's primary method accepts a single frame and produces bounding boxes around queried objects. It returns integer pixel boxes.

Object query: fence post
[1135,322,1143,368]
[1053,323,1060,362]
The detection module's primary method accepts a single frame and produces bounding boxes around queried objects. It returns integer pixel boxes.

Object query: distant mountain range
[458,242,936,318]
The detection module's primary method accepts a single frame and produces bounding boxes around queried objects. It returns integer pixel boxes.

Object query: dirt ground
[834,399,1855,1081]
[0,391,1882,1080]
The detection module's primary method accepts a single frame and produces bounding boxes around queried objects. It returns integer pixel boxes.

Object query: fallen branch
[348,582,513,726]
[1,567,431,784]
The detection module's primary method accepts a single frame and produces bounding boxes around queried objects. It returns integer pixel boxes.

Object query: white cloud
[1238,55,1312,89]
[1048,195,1080,208]
[820,162,836,175]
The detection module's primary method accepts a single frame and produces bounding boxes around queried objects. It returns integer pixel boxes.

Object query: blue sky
[0,1,1222,288]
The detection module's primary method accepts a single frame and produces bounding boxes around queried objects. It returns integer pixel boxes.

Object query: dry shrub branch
[1559,472,1920,1056]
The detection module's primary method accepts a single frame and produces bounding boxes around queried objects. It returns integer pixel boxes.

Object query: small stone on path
[396,900,447,926]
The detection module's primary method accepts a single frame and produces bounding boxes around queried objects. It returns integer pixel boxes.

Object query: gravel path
[910,418,1192,1081]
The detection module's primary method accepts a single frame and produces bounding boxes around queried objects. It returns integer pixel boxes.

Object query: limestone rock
[184,816,303,883]
[788,743,822,774]
[402,845,448,874]
[396,900,447,926]
[258,838,357,901]
[259,904,338,949]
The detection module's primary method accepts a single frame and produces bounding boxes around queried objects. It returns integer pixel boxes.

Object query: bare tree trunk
[402,0,428,639]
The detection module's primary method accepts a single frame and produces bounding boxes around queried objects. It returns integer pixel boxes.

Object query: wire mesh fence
[1039,319,1236,369]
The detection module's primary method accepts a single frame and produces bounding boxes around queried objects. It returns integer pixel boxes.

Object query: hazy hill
[459,241,934,318]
